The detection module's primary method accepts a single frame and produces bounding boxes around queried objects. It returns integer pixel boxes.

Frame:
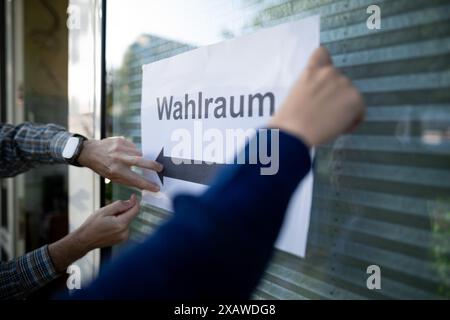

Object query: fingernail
[124,194,135,207]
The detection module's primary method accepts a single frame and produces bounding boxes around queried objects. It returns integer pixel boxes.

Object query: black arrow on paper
[156,148,229,185]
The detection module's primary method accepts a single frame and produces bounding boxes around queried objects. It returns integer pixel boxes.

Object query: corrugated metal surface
[106,0,450,299]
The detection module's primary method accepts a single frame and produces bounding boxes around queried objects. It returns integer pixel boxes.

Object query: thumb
[117,201,140,225]
[102,194,137,216]
[307,46,332,70]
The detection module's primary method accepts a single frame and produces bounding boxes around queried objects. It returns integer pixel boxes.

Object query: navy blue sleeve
[76,130,311,299]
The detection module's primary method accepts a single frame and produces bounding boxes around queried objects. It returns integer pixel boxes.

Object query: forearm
[48,230,90,273]
[77,130,311,299]
[0,122,72,177]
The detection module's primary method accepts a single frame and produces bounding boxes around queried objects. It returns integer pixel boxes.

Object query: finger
[116,155,163,172]
[102,194,137,216]
[345,99,366,133]
[118,147,143,157]
[352,105,366,130]
[120,169,161,192]
[307,46,332,70]
[115,136,137,147]
[345,115,363,134]
[117,200,140,225]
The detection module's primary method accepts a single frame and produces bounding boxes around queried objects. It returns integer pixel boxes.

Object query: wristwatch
[62,134,87,167]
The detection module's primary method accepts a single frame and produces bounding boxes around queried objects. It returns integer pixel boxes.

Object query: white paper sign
[141,16,320,257]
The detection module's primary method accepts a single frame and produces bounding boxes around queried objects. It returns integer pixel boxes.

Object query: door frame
[67,0,104,286]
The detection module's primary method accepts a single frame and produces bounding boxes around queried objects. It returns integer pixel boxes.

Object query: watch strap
[69,134,88,167]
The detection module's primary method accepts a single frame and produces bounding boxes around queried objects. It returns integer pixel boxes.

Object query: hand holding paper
[78,137,163,192]
[270,47,365,146]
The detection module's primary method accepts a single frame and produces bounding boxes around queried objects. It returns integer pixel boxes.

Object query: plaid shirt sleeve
[0,122,73,177]
[0,245,59,300]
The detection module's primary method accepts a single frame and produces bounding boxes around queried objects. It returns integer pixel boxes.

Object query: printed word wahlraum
[157,91,275,120]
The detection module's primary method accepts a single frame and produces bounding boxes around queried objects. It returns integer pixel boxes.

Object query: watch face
[63,137,80,159]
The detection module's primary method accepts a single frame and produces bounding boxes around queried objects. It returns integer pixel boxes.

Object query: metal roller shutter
[106,0,450,299]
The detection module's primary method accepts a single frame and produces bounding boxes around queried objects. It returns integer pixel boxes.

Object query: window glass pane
[22,0,69,254]
[105,0,450,299]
